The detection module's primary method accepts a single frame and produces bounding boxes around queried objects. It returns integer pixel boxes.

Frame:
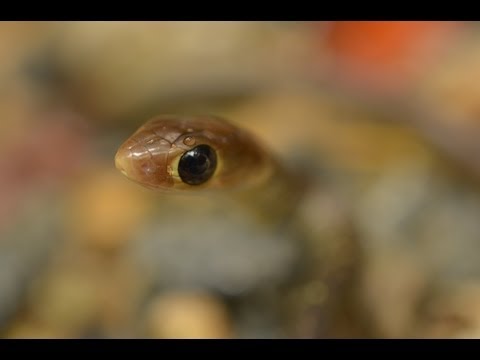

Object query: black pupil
[178,144,217,185]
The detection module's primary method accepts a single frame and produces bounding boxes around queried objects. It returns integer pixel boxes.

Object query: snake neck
[232,158,308,227]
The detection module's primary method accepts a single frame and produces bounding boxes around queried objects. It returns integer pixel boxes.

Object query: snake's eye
[178,144,217,185]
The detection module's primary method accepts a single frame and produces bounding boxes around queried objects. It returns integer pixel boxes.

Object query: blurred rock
[144,290,233,338]
[49,22,315,122]
[6,318,65,339]
[27,266,101,337]
[22,243,149,338]
[415,31,480,130]
[0,193,62,333]
[65,167,152,252]
[415,282,480,338]
[0,22,53,81]
[129,194,301,296]
[359,249,428,338]
[223,90,432,175]
[355,160,480,337]
[0,108,90,232]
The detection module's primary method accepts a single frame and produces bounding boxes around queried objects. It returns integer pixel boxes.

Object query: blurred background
[3,21,480,338]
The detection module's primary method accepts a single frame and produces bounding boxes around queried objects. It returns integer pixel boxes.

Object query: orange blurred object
[324,21,464,93]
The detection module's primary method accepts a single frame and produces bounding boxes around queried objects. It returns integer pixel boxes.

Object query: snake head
[115,115,272,192]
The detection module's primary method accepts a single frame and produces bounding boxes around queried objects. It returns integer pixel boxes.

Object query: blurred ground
[2,21,480,338]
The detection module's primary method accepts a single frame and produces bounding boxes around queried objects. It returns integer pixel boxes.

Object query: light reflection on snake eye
[178,144,217,185]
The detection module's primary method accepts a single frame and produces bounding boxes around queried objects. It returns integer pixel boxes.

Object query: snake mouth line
[114,150,128,176]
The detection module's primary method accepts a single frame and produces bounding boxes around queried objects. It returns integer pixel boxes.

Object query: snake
[114,114,361,337]
[114,114,306,224]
